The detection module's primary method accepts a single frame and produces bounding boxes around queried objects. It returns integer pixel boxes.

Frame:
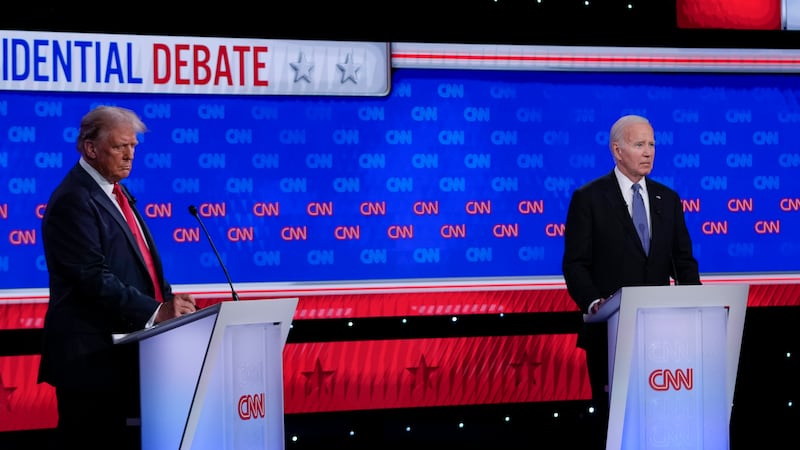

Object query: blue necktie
[632,183,650,255]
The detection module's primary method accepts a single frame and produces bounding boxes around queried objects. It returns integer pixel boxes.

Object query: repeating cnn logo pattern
[2,71,800,290]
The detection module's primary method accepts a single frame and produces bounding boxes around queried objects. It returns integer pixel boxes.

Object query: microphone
[188,205,240,301]
[672,258,680,286]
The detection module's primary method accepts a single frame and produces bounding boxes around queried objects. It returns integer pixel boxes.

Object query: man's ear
[84,141,96,159]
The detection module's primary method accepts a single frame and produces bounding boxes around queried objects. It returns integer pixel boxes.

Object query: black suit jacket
[562,170,700,350]
[38,162,174,390]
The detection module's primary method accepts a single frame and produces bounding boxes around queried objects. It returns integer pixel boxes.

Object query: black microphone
[672,258,679,286]
[188,205,240,301]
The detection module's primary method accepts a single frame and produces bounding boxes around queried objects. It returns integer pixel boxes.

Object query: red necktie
[113,183,164,302]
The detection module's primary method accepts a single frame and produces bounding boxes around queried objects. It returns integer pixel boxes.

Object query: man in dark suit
[561,114,701,445]
[38,105,198,450]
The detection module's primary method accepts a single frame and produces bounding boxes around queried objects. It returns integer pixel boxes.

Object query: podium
[585,285,748,450]
[114,298,298,450]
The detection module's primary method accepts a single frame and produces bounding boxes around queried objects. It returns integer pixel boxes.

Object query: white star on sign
[337,53,360,84]
[290,52,314,83]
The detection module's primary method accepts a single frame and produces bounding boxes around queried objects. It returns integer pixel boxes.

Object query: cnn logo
[648,368,693,391]
[238,393,266,420]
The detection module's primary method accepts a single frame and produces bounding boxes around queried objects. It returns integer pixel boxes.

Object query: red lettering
[253,46,268,87]
[194,45,211,84]
[237,393,266,420]
[215,46,233,85]
[153,43,170,84]
[174,44,190,85]
[238,395,249,420]
[233,46,249,86]
[649,368,693,391]
[150,43,269,87]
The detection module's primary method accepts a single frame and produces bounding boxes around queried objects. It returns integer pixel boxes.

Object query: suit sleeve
[42,188,160,331]
[561,187,602,313]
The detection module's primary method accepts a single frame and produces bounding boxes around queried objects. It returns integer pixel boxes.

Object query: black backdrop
[6,1,800,49]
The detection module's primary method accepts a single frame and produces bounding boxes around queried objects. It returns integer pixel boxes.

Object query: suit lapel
[645,179,666,257]
[74,165,148,268]
[600,173,641,250]
[71,164,128,232]
[602,171,650,256]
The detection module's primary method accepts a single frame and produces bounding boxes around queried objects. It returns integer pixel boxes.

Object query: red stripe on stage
[282,334,590,414]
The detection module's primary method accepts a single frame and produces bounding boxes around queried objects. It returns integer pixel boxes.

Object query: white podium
[585,285,748,450]
[114,298,298,450]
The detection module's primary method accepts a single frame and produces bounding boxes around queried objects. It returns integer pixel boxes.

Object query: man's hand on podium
[155,293,197,324]
[591,296,609,314]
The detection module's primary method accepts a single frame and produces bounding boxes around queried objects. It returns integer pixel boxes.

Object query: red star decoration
[510,350,542,387]
[0,374,17,412]
[301,358,335,396]
[406,354,439,394]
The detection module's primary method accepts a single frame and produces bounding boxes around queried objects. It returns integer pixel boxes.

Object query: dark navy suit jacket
[562,170,701,351]
[38,162,174,390]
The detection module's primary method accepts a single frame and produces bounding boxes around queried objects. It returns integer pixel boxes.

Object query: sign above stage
[0,30,390,96]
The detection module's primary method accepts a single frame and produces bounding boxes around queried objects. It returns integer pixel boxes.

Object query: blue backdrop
[1,69,799,289]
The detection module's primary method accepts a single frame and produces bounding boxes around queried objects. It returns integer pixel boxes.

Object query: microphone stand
[188,205,240,301]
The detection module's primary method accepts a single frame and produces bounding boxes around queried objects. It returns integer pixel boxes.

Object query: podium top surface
[113,303,221,345]
[583,284,749,323]
[112,297,299,345]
